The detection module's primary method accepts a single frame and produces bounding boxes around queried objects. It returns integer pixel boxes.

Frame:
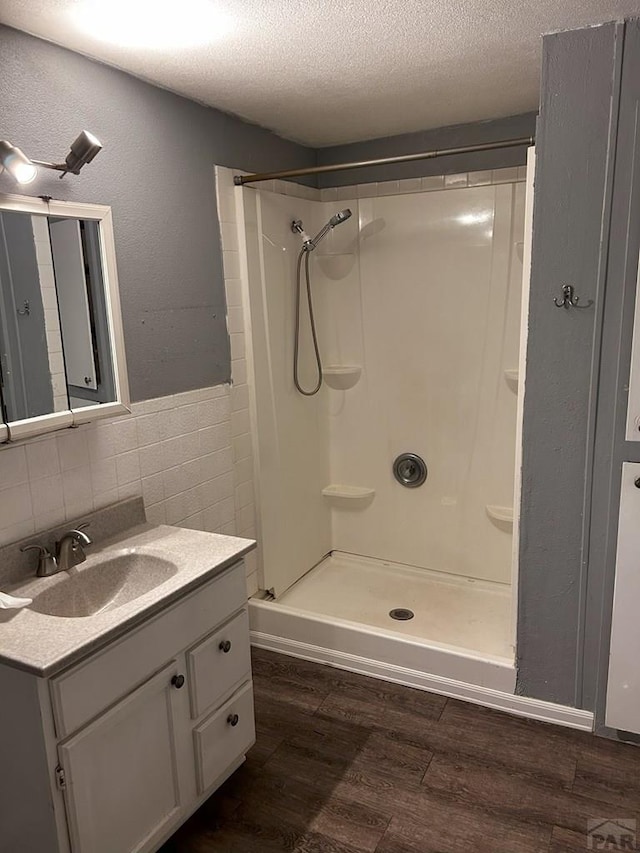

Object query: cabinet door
[59,663,183,853]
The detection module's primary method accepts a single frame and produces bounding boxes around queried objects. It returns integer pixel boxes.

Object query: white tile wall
[0,384,257,592]
[316,167,525,200]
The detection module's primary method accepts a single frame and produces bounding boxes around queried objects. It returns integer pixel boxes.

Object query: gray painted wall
[316,113,536,187]
[516,21,623,706]
[583,19,640,735]
[0,25,316,401]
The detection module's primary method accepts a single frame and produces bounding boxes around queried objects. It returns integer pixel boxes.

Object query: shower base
[250,550,516,697]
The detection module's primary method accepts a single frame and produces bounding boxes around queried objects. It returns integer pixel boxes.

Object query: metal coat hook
[553,284,592,309]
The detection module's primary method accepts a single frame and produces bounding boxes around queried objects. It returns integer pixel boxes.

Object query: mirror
[0,196,129,441]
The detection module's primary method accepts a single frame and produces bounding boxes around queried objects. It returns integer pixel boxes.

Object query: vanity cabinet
[0,559,255,853]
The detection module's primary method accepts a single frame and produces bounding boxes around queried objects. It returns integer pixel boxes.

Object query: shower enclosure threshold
[250,551,516,697]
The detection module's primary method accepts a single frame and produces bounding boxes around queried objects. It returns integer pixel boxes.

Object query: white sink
[28,553,178,619]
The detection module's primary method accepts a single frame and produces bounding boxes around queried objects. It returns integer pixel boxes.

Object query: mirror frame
[0,193,130,441]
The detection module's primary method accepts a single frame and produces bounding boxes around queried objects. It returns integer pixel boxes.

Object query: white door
[58,662,184,853]
[49,218,98,390]
[606,463,640,732]
[626,252,640,440]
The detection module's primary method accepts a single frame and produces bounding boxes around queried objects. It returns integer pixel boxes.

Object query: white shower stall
[232,162,532,697]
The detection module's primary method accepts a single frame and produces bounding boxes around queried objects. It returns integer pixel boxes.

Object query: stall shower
[234,165,530,693]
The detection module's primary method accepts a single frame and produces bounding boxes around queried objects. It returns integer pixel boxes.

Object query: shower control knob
[393,453,428,488]
[219,640,232,653]
[171,674,185,689]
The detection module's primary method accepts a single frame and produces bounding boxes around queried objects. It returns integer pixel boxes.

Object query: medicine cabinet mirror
[0,194,129,443]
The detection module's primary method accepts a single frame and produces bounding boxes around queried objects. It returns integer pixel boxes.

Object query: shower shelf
[504,369,519,390]
[323,365,362,390]
[485,505,514,526]
[322,485,375,503]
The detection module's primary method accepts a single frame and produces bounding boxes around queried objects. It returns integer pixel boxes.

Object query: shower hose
[293,247,323,396]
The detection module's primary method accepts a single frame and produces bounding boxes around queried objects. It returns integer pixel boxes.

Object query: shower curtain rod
[233,136,534,185]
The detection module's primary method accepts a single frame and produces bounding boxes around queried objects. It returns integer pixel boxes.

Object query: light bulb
[13,161,38,184]
[0,142,38,185]
[72,0,235,49]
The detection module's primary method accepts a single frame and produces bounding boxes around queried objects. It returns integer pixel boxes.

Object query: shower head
[328,209,352,227]
[304,208,353,251]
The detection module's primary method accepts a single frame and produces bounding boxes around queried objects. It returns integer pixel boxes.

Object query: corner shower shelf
[323,365,362,390]
[322,485,375,504]
[504,369,519,391]
[485,505,514,527]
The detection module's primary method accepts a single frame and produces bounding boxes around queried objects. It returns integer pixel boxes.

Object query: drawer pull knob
[171,674,185,689]
[219,640,232,653]
[227,713,239,727]
[635,477,640,489]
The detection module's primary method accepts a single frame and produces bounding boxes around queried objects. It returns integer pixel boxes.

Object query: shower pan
[232,155,534,701]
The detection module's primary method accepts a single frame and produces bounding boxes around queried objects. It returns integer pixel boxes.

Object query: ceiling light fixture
[71,0,235,49]
[0,131,103,184]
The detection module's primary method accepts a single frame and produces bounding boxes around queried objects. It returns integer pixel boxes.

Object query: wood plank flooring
[161,649,640,853]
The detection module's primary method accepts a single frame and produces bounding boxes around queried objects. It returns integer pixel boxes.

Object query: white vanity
[0,503,256,853]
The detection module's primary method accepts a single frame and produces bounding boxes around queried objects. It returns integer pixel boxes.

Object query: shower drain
[389,608,415,621]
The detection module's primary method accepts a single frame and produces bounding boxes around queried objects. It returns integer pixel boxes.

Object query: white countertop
[0,523,255,677]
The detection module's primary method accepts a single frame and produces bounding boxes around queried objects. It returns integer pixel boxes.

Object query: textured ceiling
[2,1,640,146]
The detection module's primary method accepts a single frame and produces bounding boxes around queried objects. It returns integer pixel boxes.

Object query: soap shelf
[504,369,519,391]
[486,505,514,528]
[323,365,362,390]
[322,485,375,504]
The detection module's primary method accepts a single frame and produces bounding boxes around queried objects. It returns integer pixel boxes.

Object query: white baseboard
[251,630,594,732]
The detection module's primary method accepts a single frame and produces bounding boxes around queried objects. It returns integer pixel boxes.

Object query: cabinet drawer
[187,609,251,719]
[194,681,255,795]
[51,561,246,738]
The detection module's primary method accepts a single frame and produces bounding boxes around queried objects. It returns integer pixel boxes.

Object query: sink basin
[29,553,178,618]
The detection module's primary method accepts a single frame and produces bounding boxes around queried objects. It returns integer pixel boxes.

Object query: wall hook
[16,300,30,316]
[553,284,592,309]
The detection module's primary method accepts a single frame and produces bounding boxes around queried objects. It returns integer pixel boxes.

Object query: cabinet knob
[227,713,239,727]
[635,477,640,489]
[171,674,185,689]
[219,640,232,653]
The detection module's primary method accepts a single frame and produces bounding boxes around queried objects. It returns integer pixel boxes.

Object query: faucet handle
[20,542,50,557]
[20,544,58,577]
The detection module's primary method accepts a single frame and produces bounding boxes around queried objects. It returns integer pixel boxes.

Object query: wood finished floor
[162,648,640,853]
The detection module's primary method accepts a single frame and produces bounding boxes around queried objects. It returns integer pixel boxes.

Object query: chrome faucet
[21,524,93,577]
[56,528,93,572]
